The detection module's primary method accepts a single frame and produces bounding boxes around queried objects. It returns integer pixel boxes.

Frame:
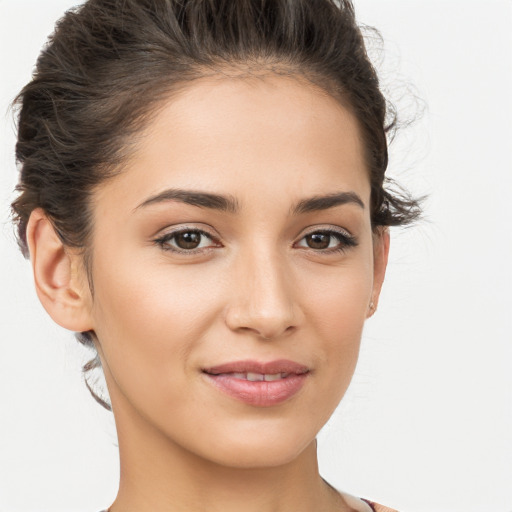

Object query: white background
[1,1,511,511]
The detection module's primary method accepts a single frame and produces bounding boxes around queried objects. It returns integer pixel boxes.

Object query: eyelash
[153,227,358,255]
[294,228,358,254]
[154,228,220,254]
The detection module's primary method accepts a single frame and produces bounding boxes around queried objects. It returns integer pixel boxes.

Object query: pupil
[176,232,201,249]
[307,233,330,249]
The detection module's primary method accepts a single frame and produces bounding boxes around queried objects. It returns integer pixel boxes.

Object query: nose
[224,249,302,340]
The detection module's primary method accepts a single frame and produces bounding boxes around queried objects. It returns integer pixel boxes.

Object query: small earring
[368,301,376,313]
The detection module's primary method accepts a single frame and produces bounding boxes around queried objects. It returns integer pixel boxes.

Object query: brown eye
[175,231,202,249]
[305,233,331,249]
[155,229,219,253]
[295,229,358,253]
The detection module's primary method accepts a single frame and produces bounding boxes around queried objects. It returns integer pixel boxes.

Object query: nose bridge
[225,242,299,339]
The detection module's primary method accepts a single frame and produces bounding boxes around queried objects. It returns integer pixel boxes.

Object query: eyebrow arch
[292,191,365,214]
[134,188,239,213]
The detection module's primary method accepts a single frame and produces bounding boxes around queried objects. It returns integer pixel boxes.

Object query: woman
[10,0,420,510]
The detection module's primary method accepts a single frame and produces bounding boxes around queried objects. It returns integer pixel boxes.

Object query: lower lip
[203,373,309,407]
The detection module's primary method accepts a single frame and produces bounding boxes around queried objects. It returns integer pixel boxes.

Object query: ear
[26,208,94,332]
[367,227,390,318]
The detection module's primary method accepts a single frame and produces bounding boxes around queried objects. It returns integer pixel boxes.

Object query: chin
[187,421,318,469]
[206,444,311,469]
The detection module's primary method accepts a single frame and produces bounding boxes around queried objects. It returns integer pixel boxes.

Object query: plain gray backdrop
[1,1,511,511]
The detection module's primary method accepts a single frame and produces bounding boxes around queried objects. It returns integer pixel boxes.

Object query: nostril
[257,325,296,341]
[224,297,301,340]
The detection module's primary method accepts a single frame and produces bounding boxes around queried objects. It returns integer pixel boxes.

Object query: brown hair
[11,0,421,409]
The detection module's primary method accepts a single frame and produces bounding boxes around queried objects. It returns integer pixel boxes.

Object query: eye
[154,228,220,253]
[295,229,358,253]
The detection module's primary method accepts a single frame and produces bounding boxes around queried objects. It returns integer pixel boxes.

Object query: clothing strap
[361,498,399,512]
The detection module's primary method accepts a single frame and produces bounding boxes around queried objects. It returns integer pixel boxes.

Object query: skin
[27,74,389,512]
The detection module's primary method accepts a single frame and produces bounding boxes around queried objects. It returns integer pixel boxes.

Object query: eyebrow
[135,189,239,213]
[292,191,365,214]
[134,188,364,214]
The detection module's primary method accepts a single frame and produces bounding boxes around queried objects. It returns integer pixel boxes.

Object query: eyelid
[300,224,353,237]
[153,225,222,253]
[294,225,359,251]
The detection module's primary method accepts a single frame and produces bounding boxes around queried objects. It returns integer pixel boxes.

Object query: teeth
[229,372,287,382]
[246,372,264,382]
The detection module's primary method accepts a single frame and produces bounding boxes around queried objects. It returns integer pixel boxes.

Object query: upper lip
[202,359,310,375]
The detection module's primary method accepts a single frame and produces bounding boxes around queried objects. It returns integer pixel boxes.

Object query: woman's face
[84,75,388,468]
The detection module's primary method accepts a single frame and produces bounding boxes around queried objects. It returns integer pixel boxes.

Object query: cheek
[300,251,373,340]
[89,249,225,393]
[94,236,221,325]
[297,251,374,403]
[89,259,233,441]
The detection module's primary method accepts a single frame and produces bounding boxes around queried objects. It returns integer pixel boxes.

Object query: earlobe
[26,208,94,332]
[367,227,390,318]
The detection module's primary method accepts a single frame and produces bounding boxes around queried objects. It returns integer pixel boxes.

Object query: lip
[202,359,310,407]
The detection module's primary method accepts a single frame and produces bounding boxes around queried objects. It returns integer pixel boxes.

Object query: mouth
[207,371,294,382]
[202,359,310,376]
[201,359,310,407]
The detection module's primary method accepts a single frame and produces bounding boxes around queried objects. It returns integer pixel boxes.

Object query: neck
[108,398,347,512]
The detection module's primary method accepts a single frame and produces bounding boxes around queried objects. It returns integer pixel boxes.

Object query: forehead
[95,75,370,212]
